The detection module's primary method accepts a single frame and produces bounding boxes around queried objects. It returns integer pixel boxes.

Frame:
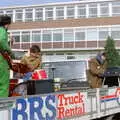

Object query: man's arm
[0,28,11,53]
[89,60,105,76]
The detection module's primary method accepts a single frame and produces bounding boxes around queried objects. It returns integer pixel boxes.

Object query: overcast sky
[0,0,73,7]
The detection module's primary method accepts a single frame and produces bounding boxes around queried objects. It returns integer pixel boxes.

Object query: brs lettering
[12,95,56,120]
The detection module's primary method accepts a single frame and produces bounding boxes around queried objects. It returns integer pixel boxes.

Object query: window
[42,30,51,42]
[100,3,109,17]
[67,6,75,18]
[43,61,87,82]
[87,28,97,40]
[35,8,43,21]
[12,51,26,60]
[75,29,85,41]
[12,32,20,42]
[45,8,53,20]
[22,32,30,42]
[25,9,33,21]
[89,4,97,18]
[111,27,120,40]
[53,29,63,41]
[32,31,41,42]
[64,29,74,41]
[56,7,64,19]
[15,9,23,21]
[112,1,120,16]
[99,28,109,40]
[77,5,86,18]
[0,11,4,15]
[6,10,13,21]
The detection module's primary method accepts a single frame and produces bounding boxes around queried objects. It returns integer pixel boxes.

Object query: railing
[0,87,120,120]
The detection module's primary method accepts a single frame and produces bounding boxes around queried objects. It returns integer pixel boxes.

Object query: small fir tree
[104,36,120,67]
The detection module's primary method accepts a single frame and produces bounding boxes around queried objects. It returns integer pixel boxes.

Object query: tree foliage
[104,36,120,67]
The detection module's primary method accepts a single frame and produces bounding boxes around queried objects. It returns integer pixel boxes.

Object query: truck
[1,60,120,120]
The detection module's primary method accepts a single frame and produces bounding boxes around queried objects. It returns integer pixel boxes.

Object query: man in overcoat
[87,52,107,88]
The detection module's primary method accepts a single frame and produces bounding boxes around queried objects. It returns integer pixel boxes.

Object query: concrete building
[1,0,120,62]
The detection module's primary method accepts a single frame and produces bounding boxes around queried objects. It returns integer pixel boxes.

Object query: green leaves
[104,36,120,67]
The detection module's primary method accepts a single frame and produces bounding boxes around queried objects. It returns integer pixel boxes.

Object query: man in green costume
[0,15,12,97]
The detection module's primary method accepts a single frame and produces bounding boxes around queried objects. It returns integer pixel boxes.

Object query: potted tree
[104,36,120,87]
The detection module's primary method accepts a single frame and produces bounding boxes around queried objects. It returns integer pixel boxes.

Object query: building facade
[1,0,120,62]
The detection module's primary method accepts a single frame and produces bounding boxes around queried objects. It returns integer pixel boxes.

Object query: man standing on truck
[20,45,42,80]
[0,15,13,97]
[87,52,107,88]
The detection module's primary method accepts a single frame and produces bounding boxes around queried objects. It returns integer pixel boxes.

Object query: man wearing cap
[87,52,107,88]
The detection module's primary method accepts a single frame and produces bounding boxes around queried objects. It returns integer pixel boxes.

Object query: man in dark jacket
[87,52,107,88]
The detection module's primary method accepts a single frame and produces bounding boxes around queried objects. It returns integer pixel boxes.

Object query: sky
[0,0,73,7]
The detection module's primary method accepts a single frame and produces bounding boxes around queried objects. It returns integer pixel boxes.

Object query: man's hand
[2,52,13,67]
[27,64,35,72]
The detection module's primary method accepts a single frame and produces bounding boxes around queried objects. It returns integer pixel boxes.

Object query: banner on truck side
[8,87,120,120]
[11,91,87,120]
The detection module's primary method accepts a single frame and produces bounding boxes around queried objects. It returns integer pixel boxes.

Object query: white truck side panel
[0,110,10,120]
[0,87,120,120]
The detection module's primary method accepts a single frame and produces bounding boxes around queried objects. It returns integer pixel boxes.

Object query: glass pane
[100,3,109,17]
[100,7,109,16]
[89,4,97,17]
[111,31,120,39]
[99,31,109,40]
[43,34,51,41]
[56,7,64,19]
[75,32,85,40]
[22,32,30,42]
[112,1,120,6]
[112,7,120,16]
[42,30,51,42]
[32,32,41,42]
[45,8,53,20]
[35,12,43,21]
[77,6,86,18]
[64,29,74,41]
[53,33,62,41]
[67,6,75,18]
[87,29,97,40]
[43,61,87,81]
[13,36,20,42]
[89,8,97,17]
[15,13,22,21]
[12,32,20,42]
[25,9,33,21]
[112,1,120,16]
[6,10,13,21]
[35,8,43,21]
[25,13,33,21]
[0,11,4,15]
